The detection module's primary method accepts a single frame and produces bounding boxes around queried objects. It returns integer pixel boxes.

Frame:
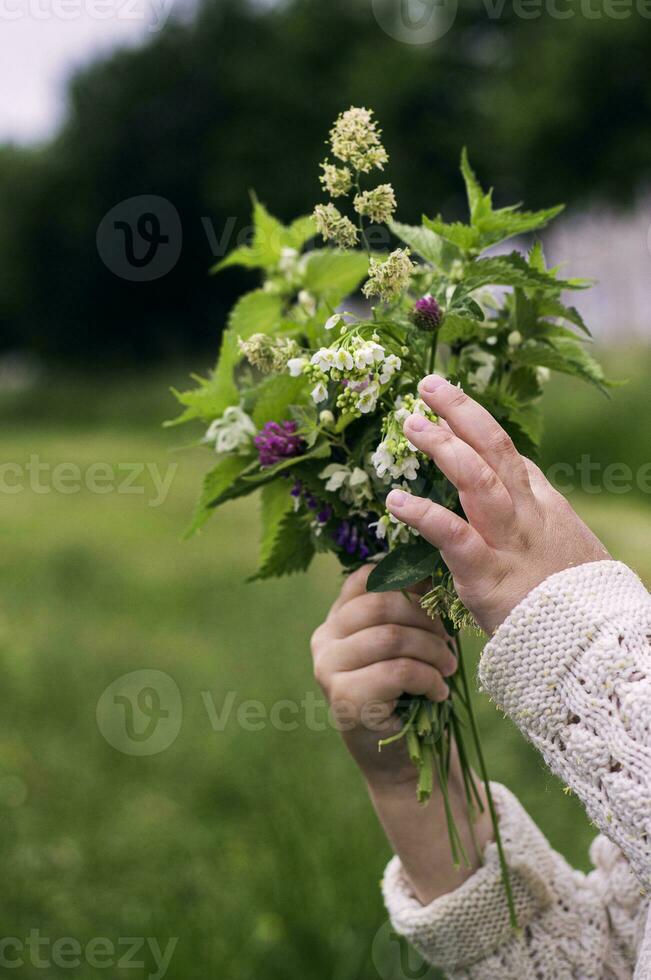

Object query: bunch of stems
[379,631,519,930]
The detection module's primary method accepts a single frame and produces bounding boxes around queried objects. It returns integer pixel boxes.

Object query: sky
[0,13,175,144]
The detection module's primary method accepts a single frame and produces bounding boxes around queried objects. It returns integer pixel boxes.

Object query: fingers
[326,624,456,676]
[417,376,533,503]
[329,659,450,715]
[385,489,493,583]
[403,413,514,542]
[329,589,440,638]
[330,565,374,612]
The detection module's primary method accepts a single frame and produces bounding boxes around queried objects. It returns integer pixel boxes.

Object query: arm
[380,375,649,974]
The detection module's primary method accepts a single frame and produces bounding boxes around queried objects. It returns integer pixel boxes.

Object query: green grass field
[0,352,649,979]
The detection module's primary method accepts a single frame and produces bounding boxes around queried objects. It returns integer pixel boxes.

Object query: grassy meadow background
[0,347,649,979]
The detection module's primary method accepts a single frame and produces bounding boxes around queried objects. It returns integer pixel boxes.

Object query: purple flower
[255,421,305,468]
[333,518,385,561]
[412,294,442,331]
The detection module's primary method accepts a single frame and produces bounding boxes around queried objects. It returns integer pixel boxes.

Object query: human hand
[311,566,457,793]
[387,375,610,635]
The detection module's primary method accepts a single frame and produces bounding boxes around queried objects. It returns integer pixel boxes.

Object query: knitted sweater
[383,560,651,978]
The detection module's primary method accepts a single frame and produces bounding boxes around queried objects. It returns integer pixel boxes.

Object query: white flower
[205,406,256,455]
[356,382,380,414]
[536,366,551,384]
[333,348,354,372]
[319,410,335,426]
[311,382,328,404]
[465,347,496,394]
[287,356,308,377]
[311,348,336,372]
[371,441,394,479]
[298,290,316,315]
[486,335,498,346]
[379,353,401,384]
[507,330,523,347]
[325,313,344,331]
[369,514,390,540]
[278,247,299,274]
[397,455,420,481]
[320,463,372,506]
[320,464,348,493]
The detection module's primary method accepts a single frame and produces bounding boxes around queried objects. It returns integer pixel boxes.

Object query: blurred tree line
[1,0,650,364]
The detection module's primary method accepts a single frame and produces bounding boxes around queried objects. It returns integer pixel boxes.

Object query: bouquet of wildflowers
[169,108,610,924]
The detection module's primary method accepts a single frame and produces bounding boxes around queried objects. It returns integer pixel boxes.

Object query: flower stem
[454,634,519,930]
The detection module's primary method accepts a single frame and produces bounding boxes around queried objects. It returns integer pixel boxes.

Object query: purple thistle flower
[255,421,305,468]
[412,294,442,331]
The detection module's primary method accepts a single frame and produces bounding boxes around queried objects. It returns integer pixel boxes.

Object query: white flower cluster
[363,247,415,303]
[287,333,401,415]
[371,394,432,482]
[314,107,396,251]
[320,463,372,508]
[205,406,256,455]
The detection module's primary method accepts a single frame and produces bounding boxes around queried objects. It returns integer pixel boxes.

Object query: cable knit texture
[382,561,651,978]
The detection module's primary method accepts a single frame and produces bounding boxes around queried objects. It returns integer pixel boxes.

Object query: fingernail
[420,374,448,393]
[386,489,408,509]
[405,413,427,432]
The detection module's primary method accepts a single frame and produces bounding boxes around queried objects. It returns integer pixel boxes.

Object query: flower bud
[411,294,442,331]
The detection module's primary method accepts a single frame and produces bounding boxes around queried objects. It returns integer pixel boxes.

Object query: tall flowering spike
[353,184,396,224]
[313,203,358,249]
[363,248,415,303]
[411,294,442,331]
[254,421,305,468]
[329,107,388,174]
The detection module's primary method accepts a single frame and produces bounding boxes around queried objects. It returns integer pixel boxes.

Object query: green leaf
[249,510,315,581]
[389,219,460,267]
[475,204,564,249]
[438,311,484,345]
[367,537,440,593]
[252,374,306,428]
[255,480,296,573]
[302,249,369,304]
[286,215,316,250]
[422,216,480,253]
[211,203,315,274]
[537,297,591,335]
[455,252,580,296]
[511,338,614,392]
[210,245,260,274]
[184,454,253,537]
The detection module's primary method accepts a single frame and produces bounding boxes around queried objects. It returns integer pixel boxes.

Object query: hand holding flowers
[168,106,613,924]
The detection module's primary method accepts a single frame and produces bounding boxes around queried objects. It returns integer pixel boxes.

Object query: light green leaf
[302,249,369,303]
[249,510,315,580]
[184,454,253,537]
[422,216,480,253]
[252,374,307,428]
[455,252,579,296]
[389,219,460,267]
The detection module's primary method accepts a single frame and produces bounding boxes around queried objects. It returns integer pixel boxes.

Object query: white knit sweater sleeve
[382,560,651,977]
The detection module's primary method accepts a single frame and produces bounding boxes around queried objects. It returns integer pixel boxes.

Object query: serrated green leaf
[286,215,316,250]
[512,338,613,392]
[460,148,493,225]
[537,297,591,335]
[367,537,440,593]
[422,216,480,253]
[438,311,484,345]
[256,480,296,572]
[252,374,306,428]
[455,252,579,296]
[184,454,253,537]
[389,219,460,267]
[249,510,315,580]
[210,245,260,274]
[302,249,369,304]
[475,204,564,249]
